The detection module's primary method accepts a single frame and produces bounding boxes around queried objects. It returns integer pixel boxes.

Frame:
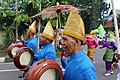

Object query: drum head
[11,47,20,57]
[26,59,63,80]
[40,69,56,80]
[19,51,32,66]
[14,47,34,70]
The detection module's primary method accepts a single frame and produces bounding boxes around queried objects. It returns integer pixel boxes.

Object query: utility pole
[111,0,120,79]
[15,0,18,41]
[37,0,42,54]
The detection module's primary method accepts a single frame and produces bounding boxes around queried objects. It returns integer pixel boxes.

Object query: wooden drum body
[8,40,26,58]
[14,47,34,70]
[26,59,63,80]
[8,44,25,58]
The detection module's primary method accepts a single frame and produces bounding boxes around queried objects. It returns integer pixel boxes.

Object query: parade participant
[110,53,120,80]
[19,20,38,78]
[100,31,117,76]
[20,21,56,79]
[60,8,97,80]
[85,30,98,63]
[112,29,120,80]
[21,20,38,59]
[116,54,120,80]
[33,21,56,62]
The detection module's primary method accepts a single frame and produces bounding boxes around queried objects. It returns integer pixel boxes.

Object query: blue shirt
[24,38,38,59]
[63,50,97,80]
[36,43,56,61]
[29,43,56,72]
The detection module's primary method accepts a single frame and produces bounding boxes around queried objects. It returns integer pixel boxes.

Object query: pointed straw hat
[63,8,86,41]
[29,20,38,34]
[42,21,55,40]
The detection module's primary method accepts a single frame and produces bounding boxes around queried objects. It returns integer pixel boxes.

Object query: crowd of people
[13,7,120,80]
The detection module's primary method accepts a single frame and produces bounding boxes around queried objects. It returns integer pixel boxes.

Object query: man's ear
[74,38,79,43]
[75,39,82,45]
[46,38,51,44]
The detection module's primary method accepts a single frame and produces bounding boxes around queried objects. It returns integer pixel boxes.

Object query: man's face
[60,35,76,56]
[39,36,47,46]
[26,29,32,39]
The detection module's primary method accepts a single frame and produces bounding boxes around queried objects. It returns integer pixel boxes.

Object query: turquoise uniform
[63,50,96,80]
[28,43,56,73]
[24,38,38,60]
[35,43,56,62]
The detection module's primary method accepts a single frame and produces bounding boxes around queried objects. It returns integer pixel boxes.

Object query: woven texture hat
[29,20,37,34]
[87,30,96,38]
[90,30,95,34]
[86,34,93,38]
[119,29,120,34]
[42,21,54,40]
[63,8,86,41]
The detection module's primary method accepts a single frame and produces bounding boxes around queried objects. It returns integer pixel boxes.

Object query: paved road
[0,45,119,80]
[90,45,118,80]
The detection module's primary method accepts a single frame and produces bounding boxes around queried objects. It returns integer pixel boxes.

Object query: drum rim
[15,40,26,47]
[14,47,34,70]
[35,62,63,80]
[27,59,49,79]
[8,44,25,58]
[26,59,63,80]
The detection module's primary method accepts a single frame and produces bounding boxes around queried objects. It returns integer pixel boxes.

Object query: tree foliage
[0,0,110,47]
[70,0,110,33]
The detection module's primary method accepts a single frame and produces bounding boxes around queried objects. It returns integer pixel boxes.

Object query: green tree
[42,0,110,33]
[0,0,110,47]
[0,0,39,48]
[71,0,110,33]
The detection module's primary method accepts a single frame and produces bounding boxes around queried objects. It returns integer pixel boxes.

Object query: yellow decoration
[90,30,95,34]
[86,34,93,38]
[63,8,86,41]
[42,21,54,40]
[71,9,85,34]
[29,20,37,34]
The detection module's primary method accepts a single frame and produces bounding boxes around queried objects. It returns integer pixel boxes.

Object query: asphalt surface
[0,45,119,80]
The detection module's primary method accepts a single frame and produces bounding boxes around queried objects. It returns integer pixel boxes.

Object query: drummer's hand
[20,65,29,71]
[99,46,104,49]
[20,35,24,41]
[60,52,67,59]
[13,55,16,58]
[11,43,15,46]
[112,62,118,69]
